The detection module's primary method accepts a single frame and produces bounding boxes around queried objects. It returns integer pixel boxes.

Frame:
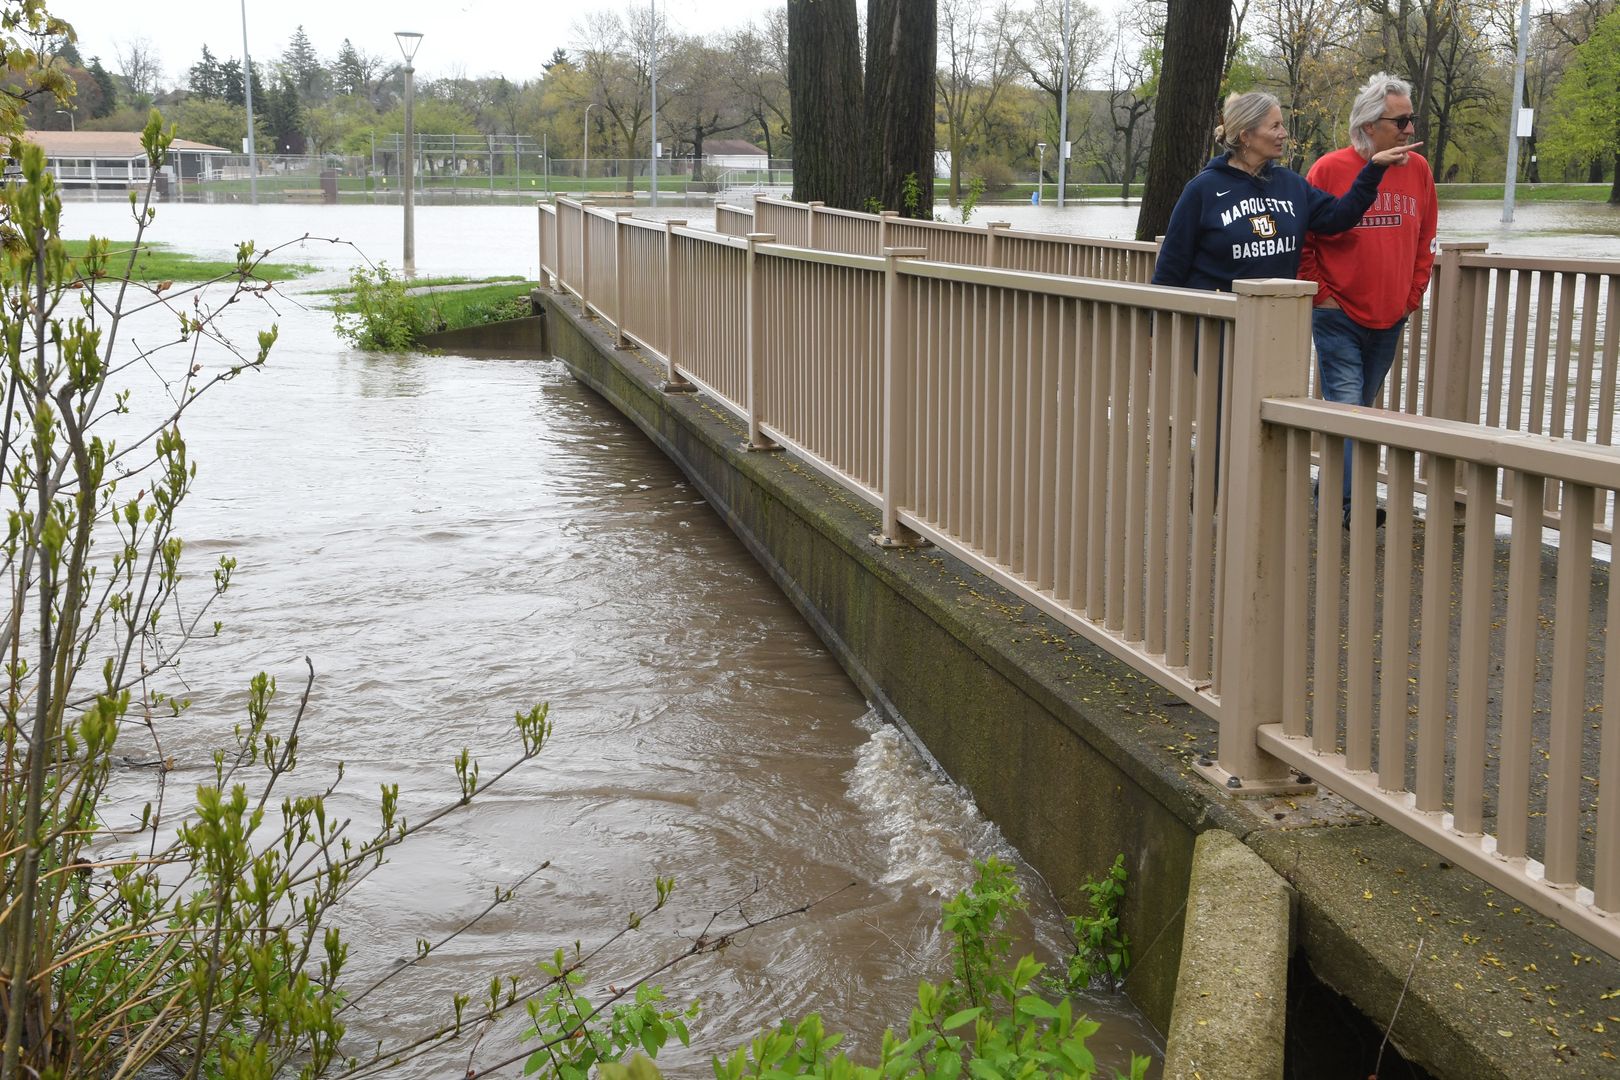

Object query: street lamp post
[396,31,423,278]
[583,102,598,191]
[1502,0,1532,224]
[649,0,659,207]
[240,0,258,204]
[1036,142,1046,204]
[54,109,73,131]
[1056,0,1071,208]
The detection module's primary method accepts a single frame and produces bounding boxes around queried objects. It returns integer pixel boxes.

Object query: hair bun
[1214,125,1226,142]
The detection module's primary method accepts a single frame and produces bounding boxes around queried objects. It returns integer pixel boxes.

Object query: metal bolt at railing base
[1293,771,1312,784]
[1198,754,1213,768]
[1226,776,1243,790]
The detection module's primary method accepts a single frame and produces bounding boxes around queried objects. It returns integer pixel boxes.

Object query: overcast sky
[59,0,787,85]
[62,0,1128,88]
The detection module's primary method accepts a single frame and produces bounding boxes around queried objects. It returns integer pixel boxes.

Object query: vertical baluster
[1497,470,1544,860]
[1313,436,1345,755]
[1415,456,1457,811]
[1188,317,1221,682]
[1550,273,1577,439]
[1508,272,1533,430]
[1377,448,1416,788]
[1105,303,1130,632]
[1146,306,1172,657]
[1545,483,1595,888]
[1345,438,1379,771]
[1574,274,1600,443]
[1487,270,1510,427]
[1597,485,1620,912]
[1454,462,1497,835]
[1529,273,1555,434]
[1282,428,1312,738]
[1124,306,1150,642]
[1167,315,1194,668]
[1067,299,1093,609]
[1086,304,1111,621]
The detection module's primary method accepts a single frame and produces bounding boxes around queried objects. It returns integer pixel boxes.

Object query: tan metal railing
[537,198,1620,957]
[721,197,1160,282]
[715,203,754,239]
[1256,401,1620,953]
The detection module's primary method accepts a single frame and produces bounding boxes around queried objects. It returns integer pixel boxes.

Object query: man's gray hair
[1349,73,1414,155]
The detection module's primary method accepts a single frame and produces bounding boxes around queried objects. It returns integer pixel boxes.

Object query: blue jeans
[1313,307,1406,506]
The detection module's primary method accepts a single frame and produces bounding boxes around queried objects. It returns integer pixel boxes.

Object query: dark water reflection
[76,204,1163,1076]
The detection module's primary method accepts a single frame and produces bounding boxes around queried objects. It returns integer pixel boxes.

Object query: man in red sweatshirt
[1300,73,1438,527]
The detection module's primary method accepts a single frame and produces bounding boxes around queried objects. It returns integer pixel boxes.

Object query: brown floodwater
[70,202,1166,1076]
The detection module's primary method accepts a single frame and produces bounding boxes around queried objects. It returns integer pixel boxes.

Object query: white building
[19,130,231,189]
[702,139,769,171]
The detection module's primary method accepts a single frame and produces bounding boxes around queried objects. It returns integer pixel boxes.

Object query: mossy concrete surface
[418,313,546,355]
[1163,830,1291,1080]
[536,293,1620,1077]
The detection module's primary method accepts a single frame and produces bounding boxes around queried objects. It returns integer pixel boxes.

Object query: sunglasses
[1379,114,1416,130]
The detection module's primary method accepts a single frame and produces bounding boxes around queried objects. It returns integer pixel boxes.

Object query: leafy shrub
[972,158,1016,195]
[334,262,427,350]
[1060,854,1133,993]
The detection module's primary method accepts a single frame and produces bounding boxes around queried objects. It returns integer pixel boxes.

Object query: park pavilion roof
[20,130,230,157]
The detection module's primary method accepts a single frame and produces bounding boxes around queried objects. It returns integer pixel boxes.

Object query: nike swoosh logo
[1216,189,1231,197]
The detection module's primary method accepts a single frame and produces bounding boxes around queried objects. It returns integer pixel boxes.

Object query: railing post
[1427,241,1490,421]
[662,220,693,392]
[878,210,898,252]
[613,210,633,348]
[579,203,593,317]
[1217,279,1317,787]
[876,247,930,547]
[806,201,824,249]
[536,205,548,291]
[985,221,1010,268]
[744,233,780,451]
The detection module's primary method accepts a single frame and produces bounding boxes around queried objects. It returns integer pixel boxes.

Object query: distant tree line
[8,0,1616,207]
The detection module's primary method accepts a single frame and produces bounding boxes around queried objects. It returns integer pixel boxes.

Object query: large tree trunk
[1610,148,1620,205]
[787,0,866,209]
[865,0,937,218]
[1136,1,1232,241]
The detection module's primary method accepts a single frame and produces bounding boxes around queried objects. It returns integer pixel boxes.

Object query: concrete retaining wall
[532,292,1620,1079]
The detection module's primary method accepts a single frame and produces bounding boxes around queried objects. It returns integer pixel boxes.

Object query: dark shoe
[1342,505,1387,530]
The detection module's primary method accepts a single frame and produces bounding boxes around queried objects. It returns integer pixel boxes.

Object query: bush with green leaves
[333,262,426,350]
[1059,855,1132,994]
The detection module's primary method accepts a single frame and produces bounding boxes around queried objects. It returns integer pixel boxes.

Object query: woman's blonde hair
[1214,91,1281,156]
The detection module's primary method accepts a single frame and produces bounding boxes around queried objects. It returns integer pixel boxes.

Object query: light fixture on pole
[583,102,598,190]
[1036,142,1047,204]
[396,30,423,278]
[240,0,258,204]
[54,109,73,131]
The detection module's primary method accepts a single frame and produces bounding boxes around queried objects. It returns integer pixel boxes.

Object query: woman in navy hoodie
[1151,91,1421,292]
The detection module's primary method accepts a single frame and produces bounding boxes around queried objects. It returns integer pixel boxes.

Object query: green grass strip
[63,240,320,282]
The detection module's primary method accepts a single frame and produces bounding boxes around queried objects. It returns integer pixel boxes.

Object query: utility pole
[240,0,258,204]
[1501,0,1532,223]
[1057,0,1070,208]
[650,0,660,207]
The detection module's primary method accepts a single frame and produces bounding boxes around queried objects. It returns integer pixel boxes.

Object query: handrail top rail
[621,215,668,234]
[997,227,1159,253]
[671,224,749,249]
[897,258,1238,317]
[883,215,987,237]
[1263,397,1620,489]
[1456,250,1620,275]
